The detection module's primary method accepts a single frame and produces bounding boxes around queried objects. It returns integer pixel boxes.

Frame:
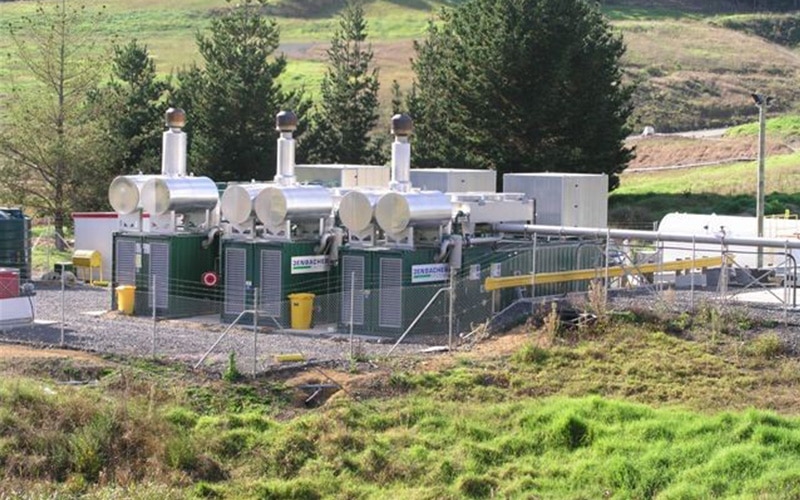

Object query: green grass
[3,0,794,131]
[3,303,800,496]
[277,59,327,99]
[611,150,800,225]
[616,152,800,197]
[727,115,800,138]
[602,6,699,21]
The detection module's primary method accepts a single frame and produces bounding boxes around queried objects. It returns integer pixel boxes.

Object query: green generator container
[221,239,339,328]
[0,208,31,281]
[112,232,221,318]
[339,246,451,336]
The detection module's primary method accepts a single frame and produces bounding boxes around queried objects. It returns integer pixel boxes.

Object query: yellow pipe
[484,255,730,292]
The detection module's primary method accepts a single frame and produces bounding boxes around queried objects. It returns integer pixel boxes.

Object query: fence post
[784,241,789,327]
[448,266,455,350]
[691,236,696,311]
[152,275,157,358]
[531,236,537,315]
[349,271,355,361]
[253,287,259,378]
[604,228,611,307]
[60,269,65,347]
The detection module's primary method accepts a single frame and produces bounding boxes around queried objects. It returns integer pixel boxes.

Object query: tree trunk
[54,187,66,252]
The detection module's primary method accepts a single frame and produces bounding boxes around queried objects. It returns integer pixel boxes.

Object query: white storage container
[409,168,496,193]
[295,164,390,188]
[503,173,608,228]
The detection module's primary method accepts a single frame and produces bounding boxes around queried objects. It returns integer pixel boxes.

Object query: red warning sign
[201,271,219,287]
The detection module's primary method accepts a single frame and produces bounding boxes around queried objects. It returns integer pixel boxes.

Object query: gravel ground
[0,283,433,375]
[4,282,800,375]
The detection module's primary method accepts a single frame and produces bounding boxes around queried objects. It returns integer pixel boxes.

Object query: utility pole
[752,92,772,268]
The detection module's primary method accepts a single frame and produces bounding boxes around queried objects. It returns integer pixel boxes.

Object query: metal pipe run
[493,223,800,250]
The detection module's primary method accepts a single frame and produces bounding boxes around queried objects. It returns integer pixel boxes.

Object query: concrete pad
[728,287,800,309]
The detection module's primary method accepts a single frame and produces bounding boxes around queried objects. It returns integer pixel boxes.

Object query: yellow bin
[288,293,315,329]
[116,285,136,315]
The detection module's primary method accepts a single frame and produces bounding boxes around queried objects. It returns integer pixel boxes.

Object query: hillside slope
[1,0,799,130]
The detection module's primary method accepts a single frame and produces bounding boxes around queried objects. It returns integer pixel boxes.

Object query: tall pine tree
[299,1,384,165]
[410,0,633,190]
[99,40,172,175]
[174,0,305,182]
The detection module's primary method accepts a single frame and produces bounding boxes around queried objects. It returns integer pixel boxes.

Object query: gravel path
[5,282,800,375]
[0,283,432,375]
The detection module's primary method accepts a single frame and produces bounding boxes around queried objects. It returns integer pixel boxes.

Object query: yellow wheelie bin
[288,293,315,329]
[116,285,136,315]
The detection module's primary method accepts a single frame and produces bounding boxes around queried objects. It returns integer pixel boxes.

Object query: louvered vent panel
[379,258,402,328]
[115,240,136,285]
[341,255,365,325]
[150,242,170,310]
[260,250,282,317]
[224,248,246,315]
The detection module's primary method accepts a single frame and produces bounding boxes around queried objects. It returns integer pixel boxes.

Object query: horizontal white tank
[220,183,271,225]
[254,185,333,227]
[108,175,153,215]
[338,190,384,233]
[374,191,453,234]
[659,212,800,268]
[140,177,219,216]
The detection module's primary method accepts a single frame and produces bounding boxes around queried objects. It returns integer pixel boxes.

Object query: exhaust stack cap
[276,110,298,132]
[165,107,186,129]
[391,114,413,137]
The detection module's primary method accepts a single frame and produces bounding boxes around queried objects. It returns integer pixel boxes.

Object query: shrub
[513,344,549,365]
[746,333,786,360]
[457,474,498,499]
[548,413,592,450]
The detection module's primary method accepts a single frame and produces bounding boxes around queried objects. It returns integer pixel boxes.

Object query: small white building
[72,212,150,281]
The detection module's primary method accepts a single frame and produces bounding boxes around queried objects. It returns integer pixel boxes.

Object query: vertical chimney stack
[161,108,187,177]
[390,114,413,192]
[274,110,298,187]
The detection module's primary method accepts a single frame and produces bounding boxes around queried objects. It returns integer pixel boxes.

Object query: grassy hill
[3,300,800,497]
[3,0,800,130]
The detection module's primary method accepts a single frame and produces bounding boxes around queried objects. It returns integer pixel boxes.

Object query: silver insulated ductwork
[389,113,413,193]
[338,189,384,234]
[161,107,187,177]
[274,110,298,187]
[108,175,150,215]
[221,182,272,226]
[141,176,219,216]
[108,108,190,215]
[375,191,453,235]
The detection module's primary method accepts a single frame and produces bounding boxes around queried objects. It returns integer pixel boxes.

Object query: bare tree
[0,0,109,249]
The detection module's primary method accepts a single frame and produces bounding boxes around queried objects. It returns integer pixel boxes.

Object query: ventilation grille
[379,257,402,328]
[149,242,170,310]
[260,249,282,318]
[341,255,365,326]
[115,240,136,285]
[224,247,246,315]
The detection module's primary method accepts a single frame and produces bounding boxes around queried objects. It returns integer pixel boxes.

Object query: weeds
[745,333,786,360]
[223,352,242,383]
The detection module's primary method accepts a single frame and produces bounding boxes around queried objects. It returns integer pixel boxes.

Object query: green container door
[339,247,445,336]
[221,240,338,327]
[0,209,31,280]
[112,233,220,318]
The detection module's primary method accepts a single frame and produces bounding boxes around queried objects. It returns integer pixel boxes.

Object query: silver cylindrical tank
[338,190,383,233]
[220,183,271,225]
[254,185,333,227]
[375,191,453,234]
[140,177,219,216]
[108,175,153,215]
